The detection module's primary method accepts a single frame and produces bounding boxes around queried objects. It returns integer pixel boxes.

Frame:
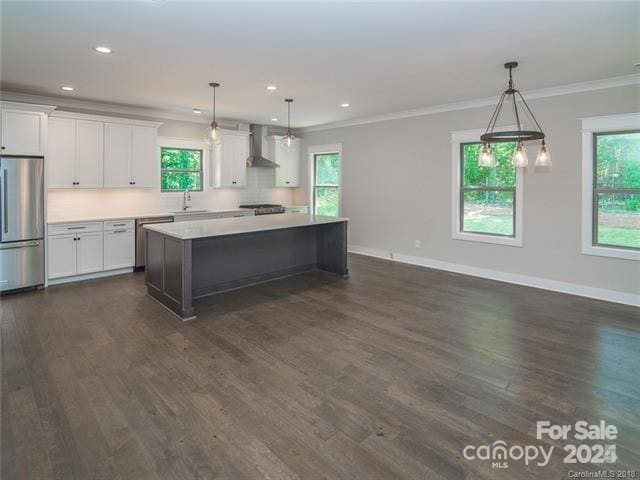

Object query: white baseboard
[348,245,639,307]
[48,267,135,286]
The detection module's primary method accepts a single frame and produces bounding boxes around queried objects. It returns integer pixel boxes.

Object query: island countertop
[143,213,348,240]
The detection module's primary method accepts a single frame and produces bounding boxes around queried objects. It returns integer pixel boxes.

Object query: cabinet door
[103,229,134,270]
[231,134,248,187]
[1,109,45,156]
[76,231,103,274]
[220,133,247,187]
[271,138,300,187]
[48,234,76,279]
[131,126,156,188]
[47,117,77,188]
[104,123,132,187]
[76,120,104,188]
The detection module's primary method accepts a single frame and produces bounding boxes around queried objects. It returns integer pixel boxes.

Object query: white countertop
[47,208,252,225]
[144,213,348,240]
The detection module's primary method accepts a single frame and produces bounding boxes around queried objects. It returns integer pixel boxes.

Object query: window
[309,145,341,216]
[581,114,640,261]
[451,129,523,246]
[160,147,203,192]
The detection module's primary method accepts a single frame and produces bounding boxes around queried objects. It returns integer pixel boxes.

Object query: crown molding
[0,90,217,125]
[0,100,56,114]
[299,73,640,133]
[3,73,638,133]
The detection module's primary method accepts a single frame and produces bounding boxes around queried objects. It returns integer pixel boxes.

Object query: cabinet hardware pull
[113,223,126,226]
[3,170,7,234]
[113,230,126,233]
[67,226,86,230]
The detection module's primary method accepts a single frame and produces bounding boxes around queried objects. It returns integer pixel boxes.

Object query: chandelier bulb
[535,140,551,168]
[512,141,529,168]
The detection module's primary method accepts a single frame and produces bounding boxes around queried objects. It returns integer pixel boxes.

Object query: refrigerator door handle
[2,170,7,234]
[0,240,41,249]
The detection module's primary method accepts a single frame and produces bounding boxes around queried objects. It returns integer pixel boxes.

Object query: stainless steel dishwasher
[135,216,174,268]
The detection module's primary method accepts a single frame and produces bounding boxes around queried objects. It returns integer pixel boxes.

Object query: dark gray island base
[144,216,348,320]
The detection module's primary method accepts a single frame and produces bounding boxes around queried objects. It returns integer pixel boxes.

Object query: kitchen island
[143,214,349,320]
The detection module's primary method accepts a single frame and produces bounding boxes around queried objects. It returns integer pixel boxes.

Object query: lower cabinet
[48,231,103,278]
[48,234,77,279]
[76,232,104,274]
[48,221,134,280]
[104,229,135,270]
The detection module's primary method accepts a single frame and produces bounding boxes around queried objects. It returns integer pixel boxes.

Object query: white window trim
[580,113,640,261]
[157,136,210,196]
[451,128,523,247]
[308,143,343,216]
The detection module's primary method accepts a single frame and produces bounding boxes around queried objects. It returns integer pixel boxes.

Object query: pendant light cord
[212,85,216,127]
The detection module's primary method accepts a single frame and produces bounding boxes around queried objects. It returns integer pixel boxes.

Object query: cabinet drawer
[103,219,134,230]
[222,210,254,218]
[48,222,102,235]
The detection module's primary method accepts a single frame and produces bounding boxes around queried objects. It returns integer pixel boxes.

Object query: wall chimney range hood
[246,124,279,168]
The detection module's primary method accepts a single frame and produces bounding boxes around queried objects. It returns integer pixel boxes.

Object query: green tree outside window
[161,148,203,192]
[313,153,340,216]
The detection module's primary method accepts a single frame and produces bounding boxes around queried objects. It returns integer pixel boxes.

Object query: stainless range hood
[246,124,279,168]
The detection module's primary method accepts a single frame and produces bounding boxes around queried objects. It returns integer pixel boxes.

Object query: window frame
[581,114,640,260]
[308,144,342,216]
[451,128,523,247]
[158,137,209,195]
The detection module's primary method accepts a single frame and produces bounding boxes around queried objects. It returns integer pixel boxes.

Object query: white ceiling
[1,1,637,128]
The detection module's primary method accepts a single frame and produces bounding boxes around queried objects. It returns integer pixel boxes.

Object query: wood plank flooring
[1,253,639,479]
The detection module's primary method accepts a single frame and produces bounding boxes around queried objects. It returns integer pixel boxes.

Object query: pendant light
[281,98,297,151]
[479,62,550,169]
[478,143,496,167]
[204,82,221,147]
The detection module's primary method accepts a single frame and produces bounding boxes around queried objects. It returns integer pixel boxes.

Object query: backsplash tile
[47,168,293,218]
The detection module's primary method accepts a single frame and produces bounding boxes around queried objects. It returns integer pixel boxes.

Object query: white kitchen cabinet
[1,107,49,156]
[267,136,300,187]
[104,229,134,270]
[48,117,104,188]
[48,117,76,188]
[131,126,157,188]
[104,123,158,188]
[212,131,249,188]
[76,120,104,188]
[104,123,133,187]
[48,224,105,279]
[76,232,104,274]
[48,234,77,279]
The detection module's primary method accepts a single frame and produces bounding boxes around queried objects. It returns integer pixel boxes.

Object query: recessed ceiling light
[193,109,202,114]
[94,46,112,54]
[60,86,75,91]
[271,117,278,122]
[340,103,350,108]
[266,85,277,91]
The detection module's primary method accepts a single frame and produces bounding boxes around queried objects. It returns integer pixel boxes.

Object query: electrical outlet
[414,240,421,249]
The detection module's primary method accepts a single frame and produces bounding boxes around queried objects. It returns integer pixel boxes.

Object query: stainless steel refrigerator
[0,156,45,292]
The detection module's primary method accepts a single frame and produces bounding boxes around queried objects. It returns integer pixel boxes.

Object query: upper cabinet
[49,117,104,188]
[267,136,301,187]
[48,111,161,189]
[212,130,250,188]
[104,123,158,188]
[0,102,55,156]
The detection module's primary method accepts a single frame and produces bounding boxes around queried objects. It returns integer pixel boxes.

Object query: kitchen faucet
[182,189,192,211]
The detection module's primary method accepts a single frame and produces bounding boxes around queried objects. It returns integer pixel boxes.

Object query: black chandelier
[478,61,550,168]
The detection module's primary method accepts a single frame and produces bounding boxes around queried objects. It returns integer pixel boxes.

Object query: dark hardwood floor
[1,253,639,479]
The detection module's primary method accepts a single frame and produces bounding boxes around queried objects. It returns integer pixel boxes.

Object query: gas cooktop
[239,204,285,215]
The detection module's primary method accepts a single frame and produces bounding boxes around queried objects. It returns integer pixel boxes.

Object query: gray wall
[295,85,639,295]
